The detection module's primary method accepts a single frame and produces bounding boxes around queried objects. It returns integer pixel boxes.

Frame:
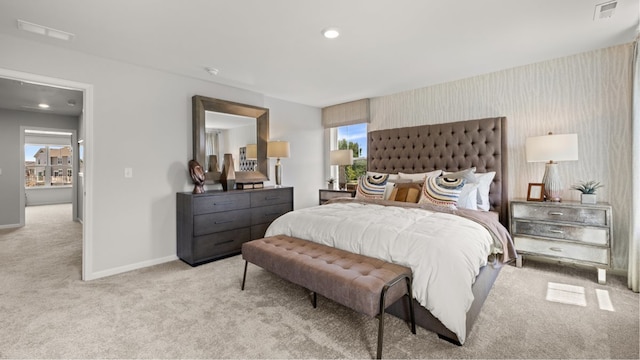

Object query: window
[333,123,367,184]
[25,144,73,187]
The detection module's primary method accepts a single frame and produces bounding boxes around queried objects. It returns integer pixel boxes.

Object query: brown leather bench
[241,235,416,359]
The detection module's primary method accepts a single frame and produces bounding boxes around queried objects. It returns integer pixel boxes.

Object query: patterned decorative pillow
[355,174,389,199]
[418,175,466,209]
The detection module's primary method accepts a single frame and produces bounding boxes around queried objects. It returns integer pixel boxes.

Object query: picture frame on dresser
[527,183,545,201]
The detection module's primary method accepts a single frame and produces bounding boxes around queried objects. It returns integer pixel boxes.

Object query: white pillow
[457,183,480,210]
[397,170,442,182]
[475,172,496,211]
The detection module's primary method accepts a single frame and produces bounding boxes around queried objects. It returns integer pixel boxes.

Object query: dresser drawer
[511,220,609,246]
[193,193,251,215]
[511,203,608,226]
[192,227,251,262]
[251,203,292,225]
[194,209,251,236]
[251,188,293,207]
[514,236,609,265]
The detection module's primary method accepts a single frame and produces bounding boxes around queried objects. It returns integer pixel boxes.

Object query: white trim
[0,223,21,229]
[0,68,94,281]
[85,255,179,281]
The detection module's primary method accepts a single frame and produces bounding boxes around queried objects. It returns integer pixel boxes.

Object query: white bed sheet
[265,201,494,344]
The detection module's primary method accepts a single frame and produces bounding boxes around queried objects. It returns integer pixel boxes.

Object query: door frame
[0,68,94,281]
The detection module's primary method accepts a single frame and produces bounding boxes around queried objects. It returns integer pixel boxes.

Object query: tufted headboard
[367,117,508,225]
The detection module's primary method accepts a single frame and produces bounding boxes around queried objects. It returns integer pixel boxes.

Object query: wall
[25,187,73,206]
[370,43,633,271]
[0,108,79,227]
[0,34,322,279]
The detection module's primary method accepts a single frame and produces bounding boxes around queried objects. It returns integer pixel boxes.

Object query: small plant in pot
[327,177,336,190]
[571,180,603,204]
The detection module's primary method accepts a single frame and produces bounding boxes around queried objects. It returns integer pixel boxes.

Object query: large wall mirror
[192,95,269,182]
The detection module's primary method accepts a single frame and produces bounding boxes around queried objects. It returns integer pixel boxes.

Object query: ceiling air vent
[594,1,617,20]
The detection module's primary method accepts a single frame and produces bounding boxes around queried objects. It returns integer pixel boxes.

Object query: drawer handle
[549,247,563,252]
[265,196,280,200]
[215,220,234,224]
[215,239,234,246]
[214,201,232,205]
[265,212,282,216]
[548,212,564,216]
[549,229,564,234]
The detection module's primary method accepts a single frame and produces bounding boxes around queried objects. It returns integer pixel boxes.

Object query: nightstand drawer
[511,220,609,246]
[511,203,608,226]
[515,236,609,265]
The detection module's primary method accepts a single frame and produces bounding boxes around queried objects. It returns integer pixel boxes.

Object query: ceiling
[0,0,637,111]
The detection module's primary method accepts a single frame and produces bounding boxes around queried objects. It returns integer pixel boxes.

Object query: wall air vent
[594,1,617,20]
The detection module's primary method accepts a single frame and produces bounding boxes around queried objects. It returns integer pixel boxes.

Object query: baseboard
[0,223,21,229]
[84,255,179,281]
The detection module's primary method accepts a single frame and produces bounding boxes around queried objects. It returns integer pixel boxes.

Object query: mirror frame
[192,95,269,182]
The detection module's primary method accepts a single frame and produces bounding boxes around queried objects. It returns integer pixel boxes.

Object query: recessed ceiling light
[322,27,340,39]
[38,103,50,109]
[17,19,74,41]
[205,67,219,76]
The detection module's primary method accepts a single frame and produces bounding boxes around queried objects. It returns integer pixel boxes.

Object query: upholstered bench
[241,235,416,359]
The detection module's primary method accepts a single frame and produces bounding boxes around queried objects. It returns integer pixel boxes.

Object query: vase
[219,153,235,191]
[581,193,596,204]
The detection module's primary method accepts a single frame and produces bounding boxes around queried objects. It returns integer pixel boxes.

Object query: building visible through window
[335,123,367,188]
[25,144,73,187]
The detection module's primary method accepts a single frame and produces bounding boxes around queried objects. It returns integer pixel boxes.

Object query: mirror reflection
[205,111,257,172]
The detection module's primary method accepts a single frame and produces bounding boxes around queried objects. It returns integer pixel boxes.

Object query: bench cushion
[242,235,411,317]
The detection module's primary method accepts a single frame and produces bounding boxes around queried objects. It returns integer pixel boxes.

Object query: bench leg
[377,274,415,359]
[241,261,248,290]
[312,292,317,308]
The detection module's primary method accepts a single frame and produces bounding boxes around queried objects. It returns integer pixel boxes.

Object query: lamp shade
[267,141,290,158]
[245,144,257,160]
[526,133,579,163]
[330,149,353,166]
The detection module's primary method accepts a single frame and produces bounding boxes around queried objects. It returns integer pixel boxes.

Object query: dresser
[510,200,612,284]
[177,187,293,266]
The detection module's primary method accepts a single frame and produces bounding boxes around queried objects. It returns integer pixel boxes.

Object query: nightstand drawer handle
[548,212,564,216]
[215,220,234,224]
[549,229,564,234]
[549,247,563,252]
[214,201,232,205]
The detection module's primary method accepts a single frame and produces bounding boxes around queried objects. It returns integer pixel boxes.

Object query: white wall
[0,34,322,279]
[26,187,73,206]
[370,43,633,271]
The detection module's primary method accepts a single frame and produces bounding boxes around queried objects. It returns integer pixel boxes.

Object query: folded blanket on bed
[265,198,516,344]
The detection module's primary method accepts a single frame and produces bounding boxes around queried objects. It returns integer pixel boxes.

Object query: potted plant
[327,177,336,190]
[571,180,603,204]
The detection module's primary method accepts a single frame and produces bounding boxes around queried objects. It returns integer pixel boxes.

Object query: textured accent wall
[370,43,633,271]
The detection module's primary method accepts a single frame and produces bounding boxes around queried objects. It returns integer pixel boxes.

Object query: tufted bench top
[242,235,412,318]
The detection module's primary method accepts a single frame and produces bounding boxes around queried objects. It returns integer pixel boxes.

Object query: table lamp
[267,141,290,187]
[526,132,578,202]
[330,149,354,190]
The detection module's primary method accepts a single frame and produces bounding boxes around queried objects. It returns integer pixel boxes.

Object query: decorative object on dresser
[219,153,236,191]
[326,177,336,190]
[176,186,293,266]
[527,183,545,201]
[207,154,219,172]
[267,140,290,187]
[330,149,354,190]
[571,180,603,204]
[319,188,355,205]
[525,132,579,202]
[188,159,205,194]
[510,200,612,284]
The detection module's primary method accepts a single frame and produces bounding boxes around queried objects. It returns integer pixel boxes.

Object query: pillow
[355,174,389,199]
[397,170,442,182]
[457,183,480,210]
[475,172,496,211]
[382,178,416,200]
[443,167,477,183]
[443,168,479,210]
[367,171,399,182]
[418,175,466,209]
[389,182,422,203]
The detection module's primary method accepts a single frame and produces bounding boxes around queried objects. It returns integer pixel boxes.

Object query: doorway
[0,67,94,280]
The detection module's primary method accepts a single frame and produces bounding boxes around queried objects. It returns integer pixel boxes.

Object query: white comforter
[265,201,495,344]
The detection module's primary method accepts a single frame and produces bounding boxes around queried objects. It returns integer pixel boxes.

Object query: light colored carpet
[0,204,638,359]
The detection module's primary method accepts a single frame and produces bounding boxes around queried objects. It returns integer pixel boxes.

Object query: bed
[265,116,516,345]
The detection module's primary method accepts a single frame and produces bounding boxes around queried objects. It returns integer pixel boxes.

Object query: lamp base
[275,159,282,187]
[542,162,563,202]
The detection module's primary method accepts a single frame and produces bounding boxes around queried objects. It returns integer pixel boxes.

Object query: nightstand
[319,189,355,205]
[510,200,612,284]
